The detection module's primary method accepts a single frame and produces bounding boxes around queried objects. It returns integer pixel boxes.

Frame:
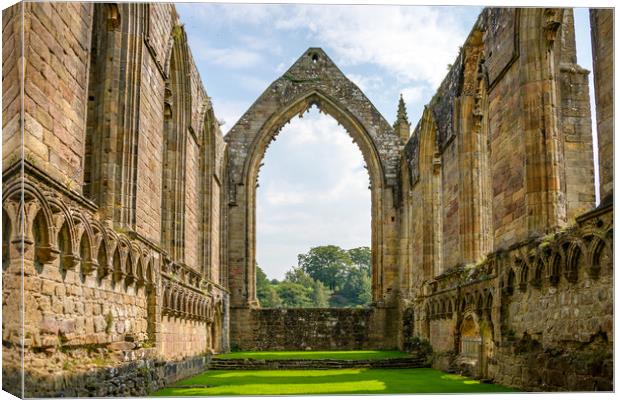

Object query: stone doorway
[457,312,493,378]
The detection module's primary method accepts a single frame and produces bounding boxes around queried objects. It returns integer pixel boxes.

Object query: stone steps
[209,357,430,370]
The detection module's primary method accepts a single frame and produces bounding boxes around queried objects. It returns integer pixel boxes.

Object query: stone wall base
[2,347,210,398]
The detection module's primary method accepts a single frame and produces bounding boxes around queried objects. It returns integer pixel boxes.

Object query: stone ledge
[209,356,430,370]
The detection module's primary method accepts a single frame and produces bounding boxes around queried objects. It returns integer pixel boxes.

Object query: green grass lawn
[152,368,517,396]
[214,350,411,360]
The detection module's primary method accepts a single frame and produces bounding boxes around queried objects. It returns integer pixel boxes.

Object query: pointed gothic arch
[225,48,402,314]
[161,25,192,262]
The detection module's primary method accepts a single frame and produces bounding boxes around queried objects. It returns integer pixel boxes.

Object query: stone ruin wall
[2,2,229,397]
[398,8,613,391]
[0,3,614,396]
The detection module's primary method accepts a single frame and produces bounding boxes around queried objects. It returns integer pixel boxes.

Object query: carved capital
[62,254,80,270]
[36,245,60,263]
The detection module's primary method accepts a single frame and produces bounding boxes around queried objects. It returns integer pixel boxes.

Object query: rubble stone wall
[232,308,397,351]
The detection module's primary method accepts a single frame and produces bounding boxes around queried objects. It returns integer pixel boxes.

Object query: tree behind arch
[298,245,352,291]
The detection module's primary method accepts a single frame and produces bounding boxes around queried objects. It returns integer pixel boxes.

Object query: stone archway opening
[460,315,482,360]
[255,105,372,309]
[225,48,402,350]
[457,312,493,379]
[242,90,386,309]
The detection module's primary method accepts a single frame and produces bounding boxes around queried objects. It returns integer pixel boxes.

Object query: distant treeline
[257,245,371,308]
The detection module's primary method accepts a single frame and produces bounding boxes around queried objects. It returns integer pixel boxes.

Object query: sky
[177,4,598,280]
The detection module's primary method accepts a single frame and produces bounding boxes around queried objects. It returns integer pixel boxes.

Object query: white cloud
[235,75,271,93]
[187,4,276,27]
[183,4,476,89]
[211,99,250,130]
[272,5,470,88]
[275,62,288,74]
[264,191,306,206]
[199,47,263,69]
[401,86,425,104]
[348,74,384,93]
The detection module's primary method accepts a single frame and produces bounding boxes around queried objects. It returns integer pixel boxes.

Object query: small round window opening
[311,53,319,63]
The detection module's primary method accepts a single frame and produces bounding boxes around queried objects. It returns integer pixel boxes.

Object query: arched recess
[161,25,192,262]
[2,209,12,272]
[417,107,443,278]
[211,304,223,352]
[79,231,92,282]
[225,48,402,310]
[84,3,146,226]
[459,313,481,359]
[200,102,225,283]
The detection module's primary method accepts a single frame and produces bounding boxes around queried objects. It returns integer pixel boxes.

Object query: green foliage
[257,245,372,309]
[310,279,331,308]
[62,359,76,371]
[299,245,352,291]
[404,336,434,361]
[276,281,314,308]
[171,25,184,41]
[331,265,371,307]
[91,357,108,367]
[256,265,282,308]
[284,266,313,286]
[348,246,371,274]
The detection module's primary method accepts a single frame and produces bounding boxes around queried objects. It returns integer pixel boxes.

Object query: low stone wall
[209,356,429,370]
[231,307,397,351]
[2,346,210,398]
